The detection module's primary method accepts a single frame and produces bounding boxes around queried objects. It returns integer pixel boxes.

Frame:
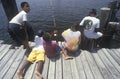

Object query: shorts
[84,31,103,39]
[8,23,26,44]
[62,41,79,51]
[27,49,45,63]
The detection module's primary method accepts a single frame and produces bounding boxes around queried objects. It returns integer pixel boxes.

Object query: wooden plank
[84,51,104,79]
[112,49,120,58]
[31,66,36,79]
[69,58,80,79]
[80,51,94,79]
[92,51,114,79]
[98,49,120,79]
[62,55,72,79]
[0,46,23,79]
[0,44,8,54]
[3,47,26,79]
[47,58,56,79]
[55,41,62,79]
[42,56,50,79]
[61,41,73,79]
[75,50,86,79]
[55,54,62,79]
[0,49,15,71]
[0,44,11,60]
[103,49,120,72]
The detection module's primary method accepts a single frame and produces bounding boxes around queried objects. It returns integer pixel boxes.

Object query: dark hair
[37,30,45,37]
[71,23,79,31]
[43,32,51,42]
[21,2,28,8]
[89,9,97,15]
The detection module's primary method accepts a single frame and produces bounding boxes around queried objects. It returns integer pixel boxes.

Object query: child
[62,23,81,59]
[8,2,34,48]
[17,30,45,79]
[79,9,103,39]
[43,32,61,58]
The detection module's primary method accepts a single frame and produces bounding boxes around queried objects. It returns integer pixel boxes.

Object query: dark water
[0,2,8,29]
[0,0,120,31]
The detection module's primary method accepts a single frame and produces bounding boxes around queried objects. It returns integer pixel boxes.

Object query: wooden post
[1,0,18,21]
[99,7,110,29]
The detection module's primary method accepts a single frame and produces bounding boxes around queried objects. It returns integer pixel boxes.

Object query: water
[0,2,8,29]
[0,0,120,32]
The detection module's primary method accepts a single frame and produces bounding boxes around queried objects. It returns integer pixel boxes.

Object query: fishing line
[49,0,56,27]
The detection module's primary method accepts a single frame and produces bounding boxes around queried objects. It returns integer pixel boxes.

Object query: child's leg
[35,61,44,79]
[62,47,73,60]
[17,60,31,79]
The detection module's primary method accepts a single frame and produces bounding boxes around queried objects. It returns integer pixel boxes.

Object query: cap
[37,30,45,37]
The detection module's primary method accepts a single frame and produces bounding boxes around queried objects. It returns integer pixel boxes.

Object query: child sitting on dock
[61,23,81,59]
[17,30,45,79]
[79,9,103,50]
[43,32,61,58]
[79,8,103,39]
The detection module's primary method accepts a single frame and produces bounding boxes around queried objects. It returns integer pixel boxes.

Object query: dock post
[99,7,110,29]
[1,0,18,21]
[99,7,114,48]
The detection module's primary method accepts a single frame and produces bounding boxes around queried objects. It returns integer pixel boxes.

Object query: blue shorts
[52,46,62,58]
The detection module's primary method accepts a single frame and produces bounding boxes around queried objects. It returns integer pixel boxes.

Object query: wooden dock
[0,32,120,79]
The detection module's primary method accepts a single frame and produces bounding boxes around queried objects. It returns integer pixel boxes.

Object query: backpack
[83,20,93,30]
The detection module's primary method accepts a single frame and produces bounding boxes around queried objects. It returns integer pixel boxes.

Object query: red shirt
[43,41,58,58]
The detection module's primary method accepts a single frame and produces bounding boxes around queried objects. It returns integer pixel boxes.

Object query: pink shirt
[43,41,58,58]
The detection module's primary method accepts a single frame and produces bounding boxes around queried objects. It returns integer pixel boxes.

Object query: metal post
[1,0,18,21]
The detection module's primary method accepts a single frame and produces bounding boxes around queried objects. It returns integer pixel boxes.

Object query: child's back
[43,41,58,58]
[43,32,60,58]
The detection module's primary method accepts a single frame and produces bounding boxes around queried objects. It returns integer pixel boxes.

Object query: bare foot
[35,71,44,79]
[65,56,73,60]
[62,50,73,60]
[17,70,24,79]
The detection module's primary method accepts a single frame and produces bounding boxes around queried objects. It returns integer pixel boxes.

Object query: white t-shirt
[62,29,81,50]
[62,29,81,42]
[9,10,27,25]
[33,35,44,50]
[80,16,101,39]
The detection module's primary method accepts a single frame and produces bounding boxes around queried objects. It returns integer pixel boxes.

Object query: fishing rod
[49,0,59,38]
[49,0,56,27]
